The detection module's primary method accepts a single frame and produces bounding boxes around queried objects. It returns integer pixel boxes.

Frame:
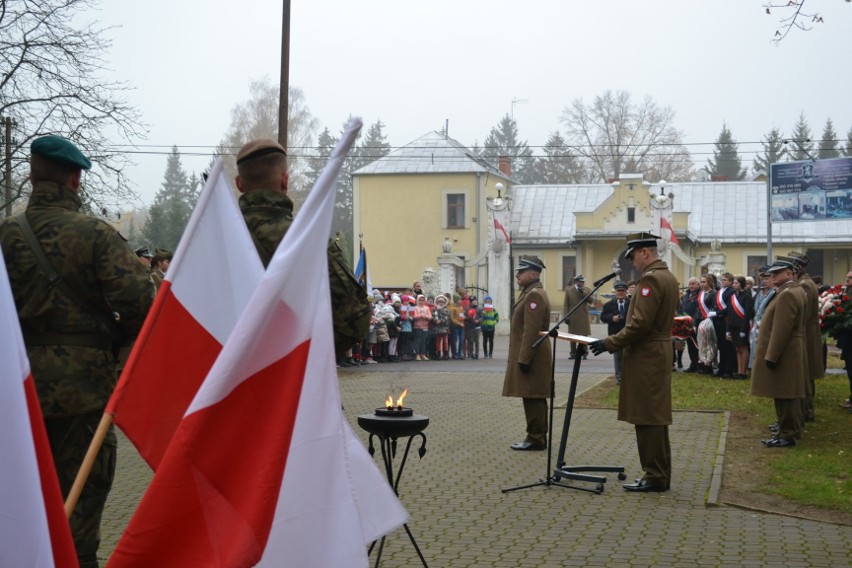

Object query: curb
[706,410,729,506]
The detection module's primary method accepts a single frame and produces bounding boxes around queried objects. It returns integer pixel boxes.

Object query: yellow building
[353,131,511,292]
[354,133,852,307]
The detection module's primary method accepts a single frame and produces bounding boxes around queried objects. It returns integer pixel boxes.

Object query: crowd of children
[338,286,500,366]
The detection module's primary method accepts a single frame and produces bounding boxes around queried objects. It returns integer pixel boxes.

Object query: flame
[395,388,409,408]
[383,388,410,409]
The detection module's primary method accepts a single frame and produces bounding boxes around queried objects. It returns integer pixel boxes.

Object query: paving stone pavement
[99,331,852,567]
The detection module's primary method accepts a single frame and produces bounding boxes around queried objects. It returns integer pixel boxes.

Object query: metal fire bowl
[357,413,429,438]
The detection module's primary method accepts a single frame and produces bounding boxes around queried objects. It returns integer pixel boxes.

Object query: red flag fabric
[494,217,512,243]
[0,248,79,568]
[106,159,263,469]
[108,119,406,567]
[660,217,679,245]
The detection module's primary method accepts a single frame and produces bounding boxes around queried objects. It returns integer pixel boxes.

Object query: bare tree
[763,1,843,44]
[0,0,145,214]
[216,78,318,203]
[560,90,693,183]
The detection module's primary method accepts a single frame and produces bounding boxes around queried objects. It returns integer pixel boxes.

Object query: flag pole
[64,413,114,518]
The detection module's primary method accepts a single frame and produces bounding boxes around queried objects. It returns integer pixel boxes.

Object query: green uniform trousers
[523,398,548,446]
[45,411,117,568]
[775,398,803,442]
[635,424,671,489]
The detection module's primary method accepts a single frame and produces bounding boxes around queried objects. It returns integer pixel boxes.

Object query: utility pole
[3,117,13,219]
[278,0,291,150]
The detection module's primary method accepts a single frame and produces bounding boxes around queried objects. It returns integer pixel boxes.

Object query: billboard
[769,156,852,222]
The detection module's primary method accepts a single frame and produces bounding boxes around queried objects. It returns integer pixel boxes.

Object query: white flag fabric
[0,247,79,568]
[107,158,263,469]
[108,118,406,567]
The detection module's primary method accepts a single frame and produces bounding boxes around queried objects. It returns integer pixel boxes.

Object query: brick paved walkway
[99,332,852,567]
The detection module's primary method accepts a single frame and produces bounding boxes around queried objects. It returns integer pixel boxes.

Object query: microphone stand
[502,274,625,495]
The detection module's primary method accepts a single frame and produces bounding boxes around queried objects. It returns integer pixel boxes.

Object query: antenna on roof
[444,119,449,138]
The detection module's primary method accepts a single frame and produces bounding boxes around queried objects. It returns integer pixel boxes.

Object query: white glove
[739,332,746,338]
[707,311,717,318]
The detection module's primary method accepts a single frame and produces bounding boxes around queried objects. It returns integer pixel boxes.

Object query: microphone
[593,268,622,287]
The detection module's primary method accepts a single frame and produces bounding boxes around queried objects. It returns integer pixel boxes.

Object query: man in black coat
[600,281,630,384]
[680,277,700,372]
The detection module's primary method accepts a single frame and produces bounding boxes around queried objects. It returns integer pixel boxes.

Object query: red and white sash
[698,291,710,319]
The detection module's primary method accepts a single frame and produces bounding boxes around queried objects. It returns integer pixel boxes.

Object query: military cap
[31,135,92,170]
[515,254,545,272]
[574,274,586,282]
[236,139,287,165]
[614,280,628,291]
[758,264,772,276]
[134,245,153,258]
[766,259,796,273]
[625,232,660,258]
[153,248,173,260]
[787,250,809,267]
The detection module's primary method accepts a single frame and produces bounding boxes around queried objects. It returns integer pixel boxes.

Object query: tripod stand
[502,277,625,495]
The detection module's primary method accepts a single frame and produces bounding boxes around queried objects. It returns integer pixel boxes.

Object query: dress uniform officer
[750,259,807,447]
[563,274,593,359]
[590,233,679,492]
[0,135,154,567]
[502,255,552,451]
[786,251,824,422]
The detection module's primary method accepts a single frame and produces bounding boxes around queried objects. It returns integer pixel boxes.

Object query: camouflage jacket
[0,181,154,417]
[238,189,294,266]
[239,189,370,353]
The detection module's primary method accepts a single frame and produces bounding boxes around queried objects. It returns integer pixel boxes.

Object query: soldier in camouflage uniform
[0,135,154,567]
[234,139,370,353]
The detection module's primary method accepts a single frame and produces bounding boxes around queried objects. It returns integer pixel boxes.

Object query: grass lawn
[579,355,852,517]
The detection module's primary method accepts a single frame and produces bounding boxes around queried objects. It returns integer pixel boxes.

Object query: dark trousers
[686,333,699,369]
[522,398,548,446]
[775,398,803,441]
[635,425,671,489]
[482,329,495,356]
[46,411,117,568]
[718,337,735,375]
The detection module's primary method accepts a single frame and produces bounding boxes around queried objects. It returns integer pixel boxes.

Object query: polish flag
[0,249,79,568]
[107,118,406,567]
[660,217,679,245]
[494,217,512,244]
[106,157,263,469]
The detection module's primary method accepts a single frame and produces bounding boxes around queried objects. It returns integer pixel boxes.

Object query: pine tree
[531,131,585,184]
[818,118,840,159]
[752,127,787,174]
[789,112,814,161]
[478,114,535,183]
[706,123,746,181]
[143,146,197,251]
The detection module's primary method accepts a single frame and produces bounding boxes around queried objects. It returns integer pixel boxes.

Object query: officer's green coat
[503,279,552,398]
[751,280,807,399]
[0,181,154,417]
[562,285,593,336]
[797,273,824,384]
[604,259,678,426]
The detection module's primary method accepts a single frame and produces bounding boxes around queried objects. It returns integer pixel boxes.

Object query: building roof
[510,185,611,245]
[352,131,509,178]
[510,181,852,245]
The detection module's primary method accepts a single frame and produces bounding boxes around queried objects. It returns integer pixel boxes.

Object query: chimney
[497,156,511,177]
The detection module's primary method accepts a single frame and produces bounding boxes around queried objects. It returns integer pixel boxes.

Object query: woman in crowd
[726,275,753,379]
[695,273,719,374]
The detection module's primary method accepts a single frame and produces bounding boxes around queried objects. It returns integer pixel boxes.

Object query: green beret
[236,139,286,165]
[31,135,91,170]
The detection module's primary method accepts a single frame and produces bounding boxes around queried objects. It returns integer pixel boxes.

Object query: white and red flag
[108,118,406,567]
[0,249,79,567]
[494,217,512,244]
[106,157,263,469]
[660,217,679,245]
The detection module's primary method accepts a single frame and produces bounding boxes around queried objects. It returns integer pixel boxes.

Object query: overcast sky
[95,0,852,207]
